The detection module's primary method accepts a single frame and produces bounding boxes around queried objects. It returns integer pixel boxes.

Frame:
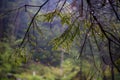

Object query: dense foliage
[0,0,120,80]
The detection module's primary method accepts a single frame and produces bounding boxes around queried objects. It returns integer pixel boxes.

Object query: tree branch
[19,0,49,47]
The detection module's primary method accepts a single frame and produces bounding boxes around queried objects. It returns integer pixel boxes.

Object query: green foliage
[43,11,93,50]
[50,23,80,50]
[0,42,29,79]
[15,59,79,80]
[43,10,56,22]
[58,13,71,25]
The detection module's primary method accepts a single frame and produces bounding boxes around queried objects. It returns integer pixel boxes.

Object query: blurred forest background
[0,0,120,80]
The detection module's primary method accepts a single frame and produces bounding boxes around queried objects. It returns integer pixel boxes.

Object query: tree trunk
[60,51,64,76]
[111,65,114,80]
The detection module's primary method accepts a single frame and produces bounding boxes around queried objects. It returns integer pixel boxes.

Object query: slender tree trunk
[60,51,64,76]
[111,65,114,80]
[0,20,4,40]
[0,0,6,40]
